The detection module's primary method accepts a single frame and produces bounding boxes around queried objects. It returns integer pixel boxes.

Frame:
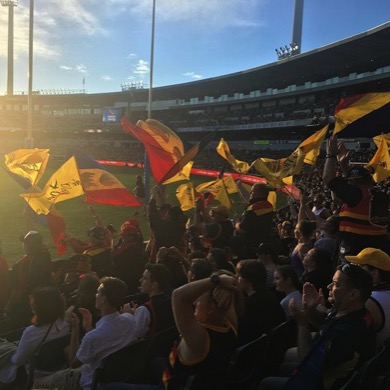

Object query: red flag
[69,149,141,207]
[121,118,179,183]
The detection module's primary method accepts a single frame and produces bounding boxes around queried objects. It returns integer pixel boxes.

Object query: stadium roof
[144,22,390,101]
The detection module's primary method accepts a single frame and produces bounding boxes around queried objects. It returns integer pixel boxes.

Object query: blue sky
[1,0,390,94]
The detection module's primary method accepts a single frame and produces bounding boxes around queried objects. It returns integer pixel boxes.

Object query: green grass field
[0,160,287,265]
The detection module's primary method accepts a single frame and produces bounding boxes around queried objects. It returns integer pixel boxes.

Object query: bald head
[250,183,269,201]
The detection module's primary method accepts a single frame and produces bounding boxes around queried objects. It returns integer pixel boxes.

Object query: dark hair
[365,264,390,283]
[99,277,128,309]
[277,265,302,291]
[189,258,213,281]
[237,259,267,291]
[145,263,171,291]
[338,264,373,302]
[309,248,334,276]
[208,248,235,273]
[297,220,317,237]
[156,249,188,289]
[31,286,64,326]
[76,273,100,310]
[256,243,280,264]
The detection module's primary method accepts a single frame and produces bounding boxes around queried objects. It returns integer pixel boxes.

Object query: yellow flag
[20,156,84,215]
[222,174,238,194]
[176,182,196,211]
[163,161,193,185]
[366,135,390,183]
[373,133,390,149]
[251,148,305,187]
[196,177,233,209]
[299,125,328,165]
[5,148,50,185]
[216,138,250,174]
[268,191,277,210]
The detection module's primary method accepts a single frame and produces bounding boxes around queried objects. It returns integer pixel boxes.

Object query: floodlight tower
[292,0,303,55]
[1,0,18,96]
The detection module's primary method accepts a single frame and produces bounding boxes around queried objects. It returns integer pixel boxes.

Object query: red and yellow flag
[334,93,390,135]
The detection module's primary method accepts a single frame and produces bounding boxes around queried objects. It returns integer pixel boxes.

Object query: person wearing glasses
[323,135,390,259]
[345,247,390,348]
[259,263,375,390]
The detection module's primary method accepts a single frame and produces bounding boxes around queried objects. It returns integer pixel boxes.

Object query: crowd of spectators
[0,135,390,389]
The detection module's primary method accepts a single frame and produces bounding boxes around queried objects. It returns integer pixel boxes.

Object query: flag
[159,129,217,184]
[333,93,390,136]
[373,133,390,149]
[366,135,390,183]
[176,182,196,211]
[251,148,305,187]
[195,176,233,209]
[70,149,141,207]
[122,117,185,184]
[1,164,67,255]
[20,156,84,215]
[216,138,250,174]
[163,161,194,185]
[5,148,50,186]
[299,125,328,165]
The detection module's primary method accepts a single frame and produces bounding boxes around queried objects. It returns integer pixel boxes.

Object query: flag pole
[144,0,156,202]
[26,0,34,148]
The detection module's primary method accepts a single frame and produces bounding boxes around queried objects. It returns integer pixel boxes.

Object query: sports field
[0,160,243,265]
[1,159,288,265]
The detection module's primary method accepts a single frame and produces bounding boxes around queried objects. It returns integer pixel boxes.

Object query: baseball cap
[346,166,372,180]
[345,248,390,271]
[210,204,229,218]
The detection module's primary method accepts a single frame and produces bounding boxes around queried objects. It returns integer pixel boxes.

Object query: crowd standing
[0,136,390,389]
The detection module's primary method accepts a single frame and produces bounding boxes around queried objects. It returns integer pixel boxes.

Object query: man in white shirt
[33,277,137,390]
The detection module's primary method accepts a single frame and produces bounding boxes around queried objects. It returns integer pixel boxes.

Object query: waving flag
[334,93,390,137]
[2,165,67,255]
[373,133,390,149]
[20,156,84,215]
[5,148,49,186]
[176,182,196,211]
[195,175,235,209]
[366,135,390,183]
[299,125,328,165]
[121,118,191,184]
[216,138,250,174]
[251,148,305,187]
[70,149,141,207]
[159,130,217,184]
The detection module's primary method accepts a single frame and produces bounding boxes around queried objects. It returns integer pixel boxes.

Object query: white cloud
[183,72,203,80]
[133,60,149,76]
[101,75,112,81]
[60,65,72,71]
[127,53,138,58]
[76,64,88,75]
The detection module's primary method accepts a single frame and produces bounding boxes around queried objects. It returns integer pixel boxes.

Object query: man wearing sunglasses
[259,263,375,390]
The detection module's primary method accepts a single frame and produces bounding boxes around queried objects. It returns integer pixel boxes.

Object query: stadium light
[1,0,17,96]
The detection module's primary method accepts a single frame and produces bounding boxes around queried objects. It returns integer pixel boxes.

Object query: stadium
[2,7,390,388]
[1,21,390,160]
